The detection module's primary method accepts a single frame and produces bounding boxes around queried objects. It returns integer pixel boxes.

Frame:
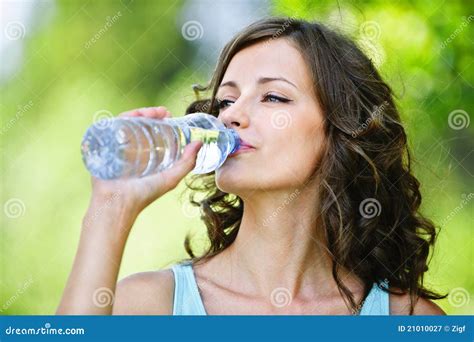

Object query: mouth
[228,139,256,158]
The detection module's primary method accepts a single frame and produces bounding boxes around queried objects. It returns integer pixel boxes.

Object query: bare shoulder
[389,289,446,315]
[113,269,175,315]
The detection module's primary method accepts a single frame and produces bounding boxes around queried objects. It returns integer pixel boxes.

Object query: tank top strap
[171,262,389,315]
[171,261,207,315]
[359,280,390,315]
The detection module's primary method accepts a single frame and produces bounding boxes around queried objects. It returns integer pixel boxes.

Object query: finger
[136,106,169,118]
[162,141,203,187]
[118,109,142,117]
[118,106,169,118]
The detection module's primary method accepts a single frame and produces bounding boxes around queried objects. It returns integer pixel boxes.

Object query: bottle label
[189,127,220,144]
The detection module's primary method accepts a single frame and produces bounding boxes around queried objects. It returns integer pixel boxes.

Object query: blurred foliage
[1,0,472,315]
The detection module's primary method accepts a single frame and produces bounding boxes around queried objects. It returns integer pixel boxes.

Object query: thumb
[176,141,203,174]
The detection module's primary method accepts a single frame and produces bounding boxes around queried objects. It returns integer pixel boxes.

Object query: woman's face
[215,38,326,195]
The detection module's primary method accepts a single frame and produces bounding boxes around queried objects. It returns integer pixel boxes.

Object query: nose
[218,102,250,129]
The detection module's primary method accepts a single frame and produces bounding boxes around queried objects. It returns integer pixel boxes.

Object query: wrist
[83,193,138,238]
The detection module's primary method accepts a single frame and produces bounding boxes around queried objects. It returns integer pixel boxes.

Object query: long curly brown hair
[181,17,446,315]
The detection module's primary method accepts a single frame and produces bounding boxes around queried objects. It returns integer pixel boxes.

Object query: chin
[215,164,256,195]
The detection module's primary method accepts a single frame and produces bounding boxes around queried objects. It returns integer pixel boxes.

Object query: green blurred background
[0,0,472,315]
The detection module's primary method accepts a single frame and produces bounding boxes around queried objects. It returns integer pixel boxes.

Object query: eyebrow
[219,76,298,90]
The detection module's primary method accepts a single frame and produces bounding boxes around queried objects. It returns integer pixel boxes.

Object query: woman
[58,17,446,315]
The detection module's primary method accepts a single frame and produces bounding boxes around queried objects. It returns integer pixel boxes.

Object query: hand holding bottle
[81,108,239,180]
[89,106,204,220]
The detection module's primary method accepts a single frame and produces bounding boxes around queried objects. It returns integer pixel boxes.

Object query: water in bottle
[81,112,240,180]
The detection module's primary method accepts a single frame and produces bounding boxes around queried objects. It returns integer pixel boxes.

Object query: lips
[239,139,255,149]
[229,138,256,157]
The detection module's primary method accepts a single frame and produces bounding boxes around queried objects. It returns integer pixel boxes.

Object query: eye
[216,98,234,110]
[262,93,291,103]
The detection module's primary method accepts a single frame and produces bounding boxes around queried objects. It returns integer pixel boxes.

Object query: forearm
[57,200,136,315]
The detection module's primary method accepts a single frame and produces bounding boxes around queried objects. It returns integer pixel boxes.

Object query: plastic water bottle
[81,112,240,180]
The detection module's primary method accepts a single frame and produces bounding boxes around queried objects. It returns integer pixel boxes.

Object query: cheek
[214,123,325,192]
[272,129,323,185]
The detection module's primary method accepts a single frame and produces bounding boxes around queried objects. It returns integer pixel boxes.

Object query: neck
[219,182,360,301]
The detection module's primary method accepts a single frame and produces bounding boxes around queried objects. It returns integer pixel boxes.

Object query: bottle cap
[228,129,240,154]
